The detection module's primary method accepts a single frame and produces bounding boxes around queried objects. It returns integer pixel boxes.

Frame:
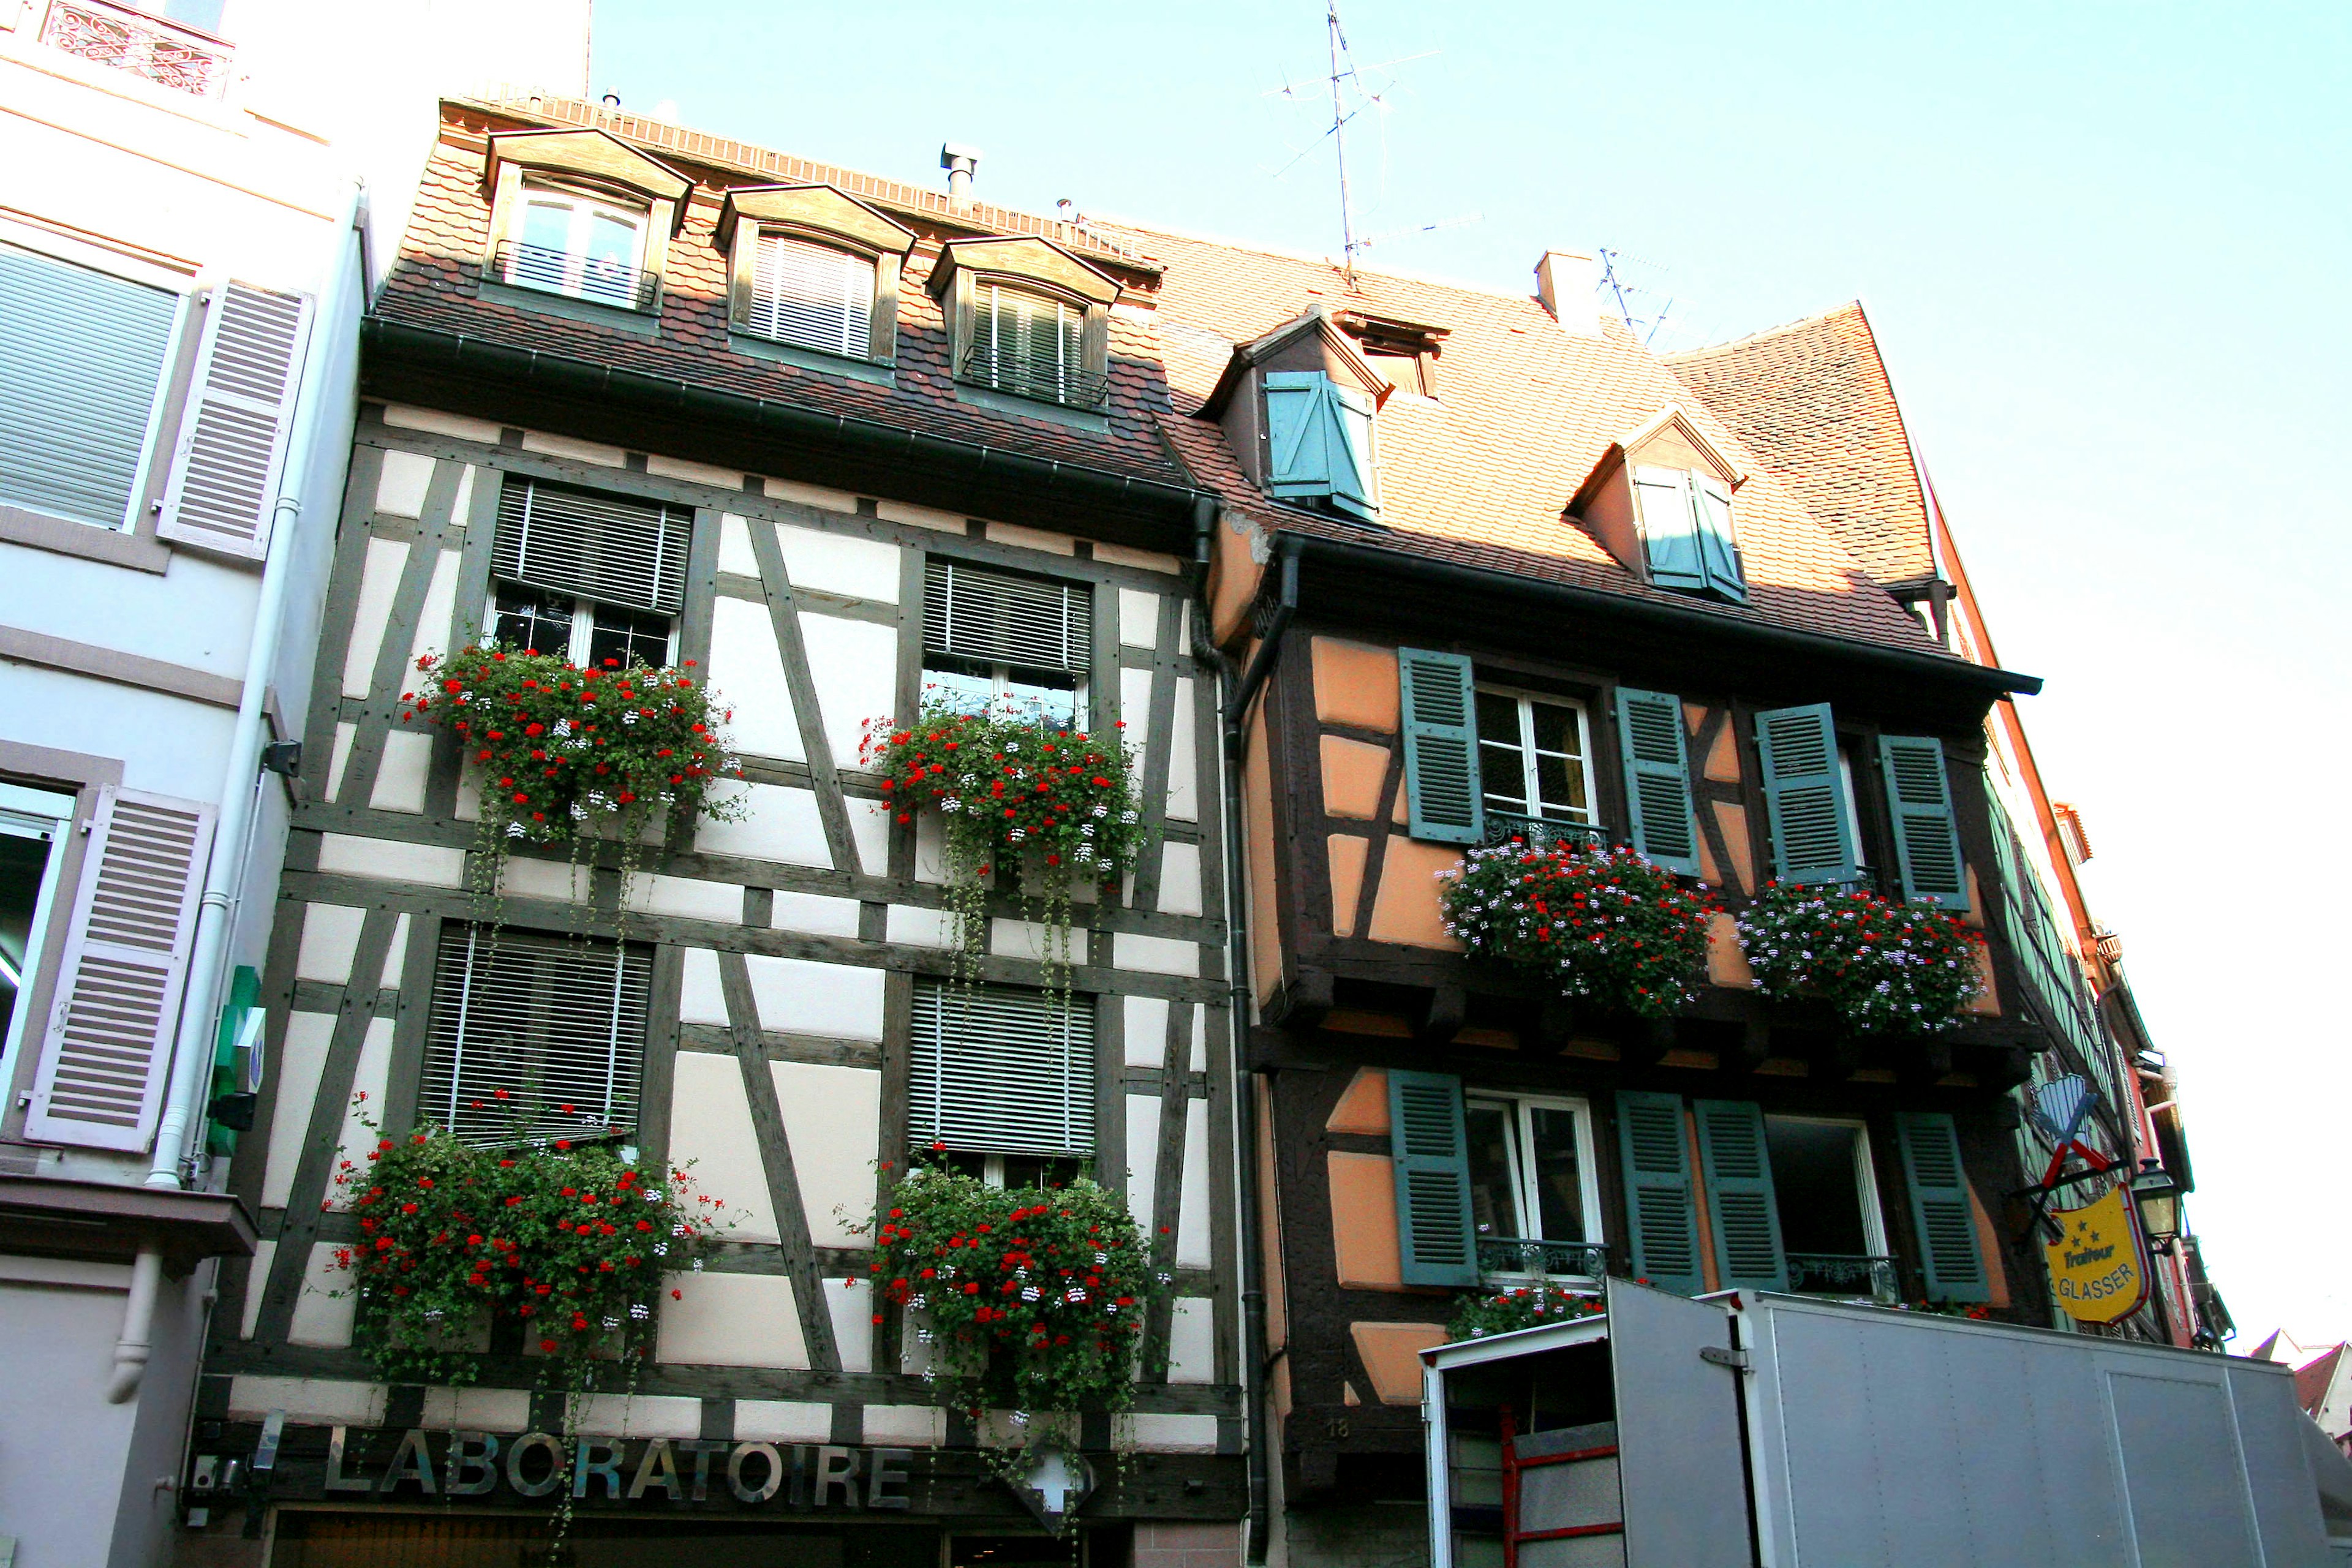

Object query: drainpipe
[105,1244,162,1403]
[147,181,364,1189]
[1194,513,1300,1565]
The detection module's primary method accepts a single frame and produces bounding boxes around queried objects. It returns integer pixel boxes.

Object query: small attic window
[1265,371,1378,522]
[1344,315,1446,399]
[927,237,1118,413]
[1632,465,1744,603]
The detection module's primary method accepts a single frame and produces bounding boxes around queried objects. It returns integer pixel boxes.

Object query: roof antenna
[1265,2,1439,290]
[1596,247,1695,350]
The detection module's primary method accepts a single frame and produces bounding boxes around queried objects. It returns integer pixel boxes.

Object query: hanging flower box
[1734,882,1985,1037]
[1439,842,1718,1019]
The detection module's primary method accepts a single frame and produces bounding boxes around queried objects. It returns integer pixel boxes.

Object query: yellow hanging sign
[2043,1183,2149,1325]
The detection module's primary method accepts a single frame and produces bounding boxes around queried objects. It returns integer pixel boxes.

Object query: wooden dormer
[1571,404,1749,601]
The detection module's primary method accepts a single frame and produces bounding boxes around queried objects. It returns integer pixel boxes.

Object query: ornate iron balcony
[1479,812,1607,855]
[1476,1237,1609,1280]
[491,241,662,314]
[1785,1252,1900,1304]
[41,0,232,98]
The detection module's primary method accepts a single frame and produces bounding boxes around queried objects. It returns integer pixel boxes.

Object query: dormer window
[507,183,652,309]
[1265,371,1378,522]
[746,234,874,357]
[1341,311,1448,399]
[929,237,1118,413]
[718,184,914,371]
[970,282,1088,405]
[1632,465,1744,603]
[480,129,690,324]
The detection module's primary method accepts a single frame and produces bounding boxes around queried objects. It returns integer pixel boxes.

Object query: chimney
[1534,250,1604,337]
[940,143,983,209]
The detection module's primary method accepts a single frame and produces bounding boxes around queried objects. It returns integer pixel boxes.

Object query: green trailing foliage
[1735,882,1985,1036]
[1439,842,1718,1018]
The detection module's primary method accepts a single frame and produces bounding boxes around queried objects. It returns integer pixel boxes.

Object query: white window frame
[1473,684,1600,826]
[744,228,877,359]
[484,583,679,671]
[1838,750,1871,870]
[1465,1090,1605,1280]
[509,183,650,306]
[923,662,1090,731]
[0,782,78,1096]
[1763,1112,1891,1262]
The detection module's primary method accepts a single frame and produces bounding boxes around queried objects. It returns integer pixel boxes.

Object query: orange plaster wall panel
[1327,835,1368,938]
[1713,800,1755,895]
[1258,1084,1289,1349]
[1327,1152,1404,1289]
[1245,710,1283,1005]
[1705,911,1755,989]
[1366,838,1467,950]
[1350,1322,1448,1404]
[1319,736,1390,820]
[1325,1068,1391,1136]
[1208,514,1267,646]
[1311,637,1400,733]
[1970,1185,2011,1308]
[1702,712,1742,783]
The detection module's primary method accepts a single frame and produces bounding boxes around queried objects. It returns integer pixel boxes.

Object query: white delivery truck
[1420,1280,2352,1568]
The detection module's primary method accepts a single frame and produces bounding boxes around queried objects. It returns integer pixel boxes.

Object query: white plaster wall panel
[262,1011,336,1207]
[375,449,435,517]
[1131,1414,1218,1453]
[240,1240,275,1338]
[873,499,963,532]
[746,956,884,1041]
[695,781,831,866]
[800,612,898,766]
[986,521,1074,555]
[382,405,502,444]
[1177,1098,1212,1268]
[404,546,462,673]
[849,797,891,872]
[1158,842,1204,917]
[320,720,356,803]
[227,1376,387,1426]
[1123,995,1171,1069]
[295,903,367,984]
[500,857,589,905]
[1114,933,1200,977]
[1167,1297,1216,1384]
[521,431,625,467]
[865,1406,946,1447]
[707,596,802,761]
[886,905,953,949]
[287,1241,356,1347]
[575,1393,703,1439]
[772,1061,880,1248]
[1120,668,1153,755]
[1126,1094,1160,1234]
[378,914,413,989]
[992,918,1086,965]
[648,453,743,489]
[1093,541,1183,575]
[736,1400,834,1442]
[824,1278,874,1373]
[718,513,761,578]
[771,478,861,515]
[668,1052,777,1242]
[1191,1006,1208,1072]
[340,537,409,697]
[421,1386,532,1430]
[658,1271,807,1367]
[1167,677,1199,820]
[1118,588,1161,649]
[455,773,480,823]
[315,834,464,887]
[330,1016,396,1181]
[913,810,946,883]
[367,729,433,813]
[626,874,743,925]
[771,890,861,937]
[900,1321,937,1378]
[677,949,727,1026]
[778,523,901,603]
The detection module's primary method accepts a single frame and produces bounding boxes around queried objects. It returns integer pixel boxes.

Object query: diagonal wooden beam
[742,515,862,877]
[341,461,469,809]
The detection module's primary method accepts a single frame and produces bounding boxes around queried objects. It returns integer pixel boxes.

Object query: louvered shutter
[1878,735,1969,910]
[1634,466,1705,592]
[922,559,1091,674]
[1755,703,1859,886]
[1615,687,1700,875]
[1693,1099,1789,1291]
[1387,1069,1477,1286]
[1894,1111,1989,1303]
[908,979,1096,1156]
[1264,371,1335,501]
[0,243,181,530]
[158,282,311,559]
[1398,647,1481,845]
[1691,473,1746,602]
[747,233,874,358]
[1615,1090,1704,1295]
[420,924,650,1147]
[1326,382,1378,522]
[25,788,214,1151]
[493,478,692,617]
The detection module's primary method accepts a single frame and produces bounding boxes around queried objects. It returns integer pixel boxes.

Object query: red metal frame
[1499,1407,1625,1568]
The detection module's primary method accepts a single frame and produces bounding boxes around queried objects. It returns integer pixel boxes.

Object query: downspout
[147,180,364,1190]
[104,1243,162,1403]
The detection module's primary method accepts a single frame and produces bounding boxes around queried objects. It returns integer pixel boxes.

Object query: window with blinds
[922,559,1093,723]
[745,232,875,358]
[968,283,1087,405]
[493,478,692,619]
[908,978,1095,1158]
[420,924,650,1147]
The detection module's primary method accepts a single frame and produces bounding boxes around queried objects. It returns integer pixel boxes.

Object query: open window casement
[1572,404,1746,601]
[717,184,914,364]
[1755,703,1861,886]
[156,282,311,559]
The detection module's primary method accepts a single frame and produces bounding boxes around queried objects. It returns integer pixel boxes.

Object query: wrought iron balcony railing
[490,241,662,314]
[954,339,1110,411]
[41,0,232,98]
[1476,1237,1610,1280]
[1786,1252,1901,1304]
[1479,811,1608,855]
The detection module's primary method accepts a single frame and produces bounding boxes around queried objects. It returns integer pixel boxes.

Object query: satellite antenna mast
[1326,0,1358,286]
[1264,4,1441,287]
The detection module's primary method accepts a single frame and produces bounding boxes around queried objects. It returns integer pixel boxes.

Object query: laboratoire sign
[320,1427,922,1508]
[2042,1184,2149,1325]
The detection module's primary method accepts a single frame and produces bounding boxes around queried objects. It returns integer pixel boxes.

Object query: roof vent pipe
[1534,250,1605,338]
[940,143,982,208]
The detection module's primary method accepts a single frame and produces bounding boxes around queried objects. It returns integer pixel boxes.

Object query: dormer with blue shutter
[1569,404,1749,603]
[1199,305,1390,522]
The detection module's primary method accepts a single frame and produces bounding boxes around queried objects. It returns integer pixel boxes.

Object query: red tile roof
[2297,1344,2346,1417]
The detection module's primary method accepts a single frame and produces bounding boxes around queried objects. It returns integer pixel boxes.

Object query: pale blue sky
[592,0,2351,1344]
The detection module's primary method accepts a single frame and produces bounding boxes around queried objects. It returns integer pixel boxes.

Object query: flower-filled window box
[1734,883,1985,1037]
[1439,842,1717,1018]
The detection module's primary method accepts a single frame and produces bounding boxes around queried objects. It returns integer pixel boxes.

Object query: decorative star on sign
[1006,1446,1095,1536]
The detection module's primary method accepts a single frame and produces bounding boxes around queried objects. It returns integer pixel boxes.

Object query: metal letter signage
[315,1428,920,1510]
[2041,1184,2149,1325]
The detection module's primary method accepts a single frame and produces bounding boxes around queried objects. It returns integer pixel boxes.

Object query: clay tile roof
[2296,1344,2346,1415]
[1665,302,1937,586]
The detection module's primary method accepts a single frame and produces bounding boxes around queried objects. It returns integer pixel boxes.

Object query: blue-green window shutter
[1327,382,1378,521]
[1756,703,1860,885]
[1615,1090,1705,1295]
[1894,1111,1990,1303]
[1615,687,1701,876]
[1389,1070,1477,1286]
[1691,473,1746,603]
[1693,1100,1790,1291]
[1878,736,1969,911]
[1265,371,1336,502]
[1634,464,1706,591]
[1398,647,1482,844]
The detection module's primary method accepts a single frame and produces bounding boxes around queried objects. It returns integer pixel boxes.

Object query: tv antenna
[1596,247,1695,350]
[1264,2,1439,288]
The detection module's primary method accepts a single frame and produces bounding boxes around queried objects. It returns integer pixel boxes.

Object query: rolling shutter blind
[1634,465,1705,592]
[1615,687,1700,875]
[1879,735,1969,910]
[1755,703,1859,885]
[975,284,1082,402]
[0,242,179,530]
[421,924,650,1147]
[25,787,214,1151]
[908,978,1095,1157]
[748,233,874,358]
[1693,1099,1790,1291]
[493,478,692,617]
[1691,473,1746,602]
[1894,1111,1990,1303]
[1264,372,1378,521]
[1398,647,1482,844]
[1387,1069,1477,1286]
[158,282,311,559]
[1615,1090,1704,1295]
[922,559,1092,674]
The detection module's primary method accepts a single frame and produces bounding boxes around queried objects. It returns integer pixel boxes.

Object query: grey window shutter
[25,787,214,1152]
[1398,646,1482,844]
[1615,686,1700,875]
[1894,1111,1990,1303]
[1691,473,1746,603]
[1615,1090,1704,1294]
[1879,735,1969,910]
[158,282,312,559]
[1326,382,1379,522]
[0,242,181,530]
[1755,703,1860,885]
[1634,465,1706,592]
[1388,1069,1477,1286]
[1264,371,1335,502]
[1693,1099,1790,1291]
[909,979,1096,1158]
[922,559,1092,674]
[493,478,692,617]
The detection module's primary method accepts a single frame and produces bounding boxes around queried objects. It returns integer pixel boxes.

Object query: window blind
[493,478,692,617]
[748,233,873,358]
[420,924,650,1147]
[974,284,1083,402]
[922,559,1092,674]
[908,978,1095,1158]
